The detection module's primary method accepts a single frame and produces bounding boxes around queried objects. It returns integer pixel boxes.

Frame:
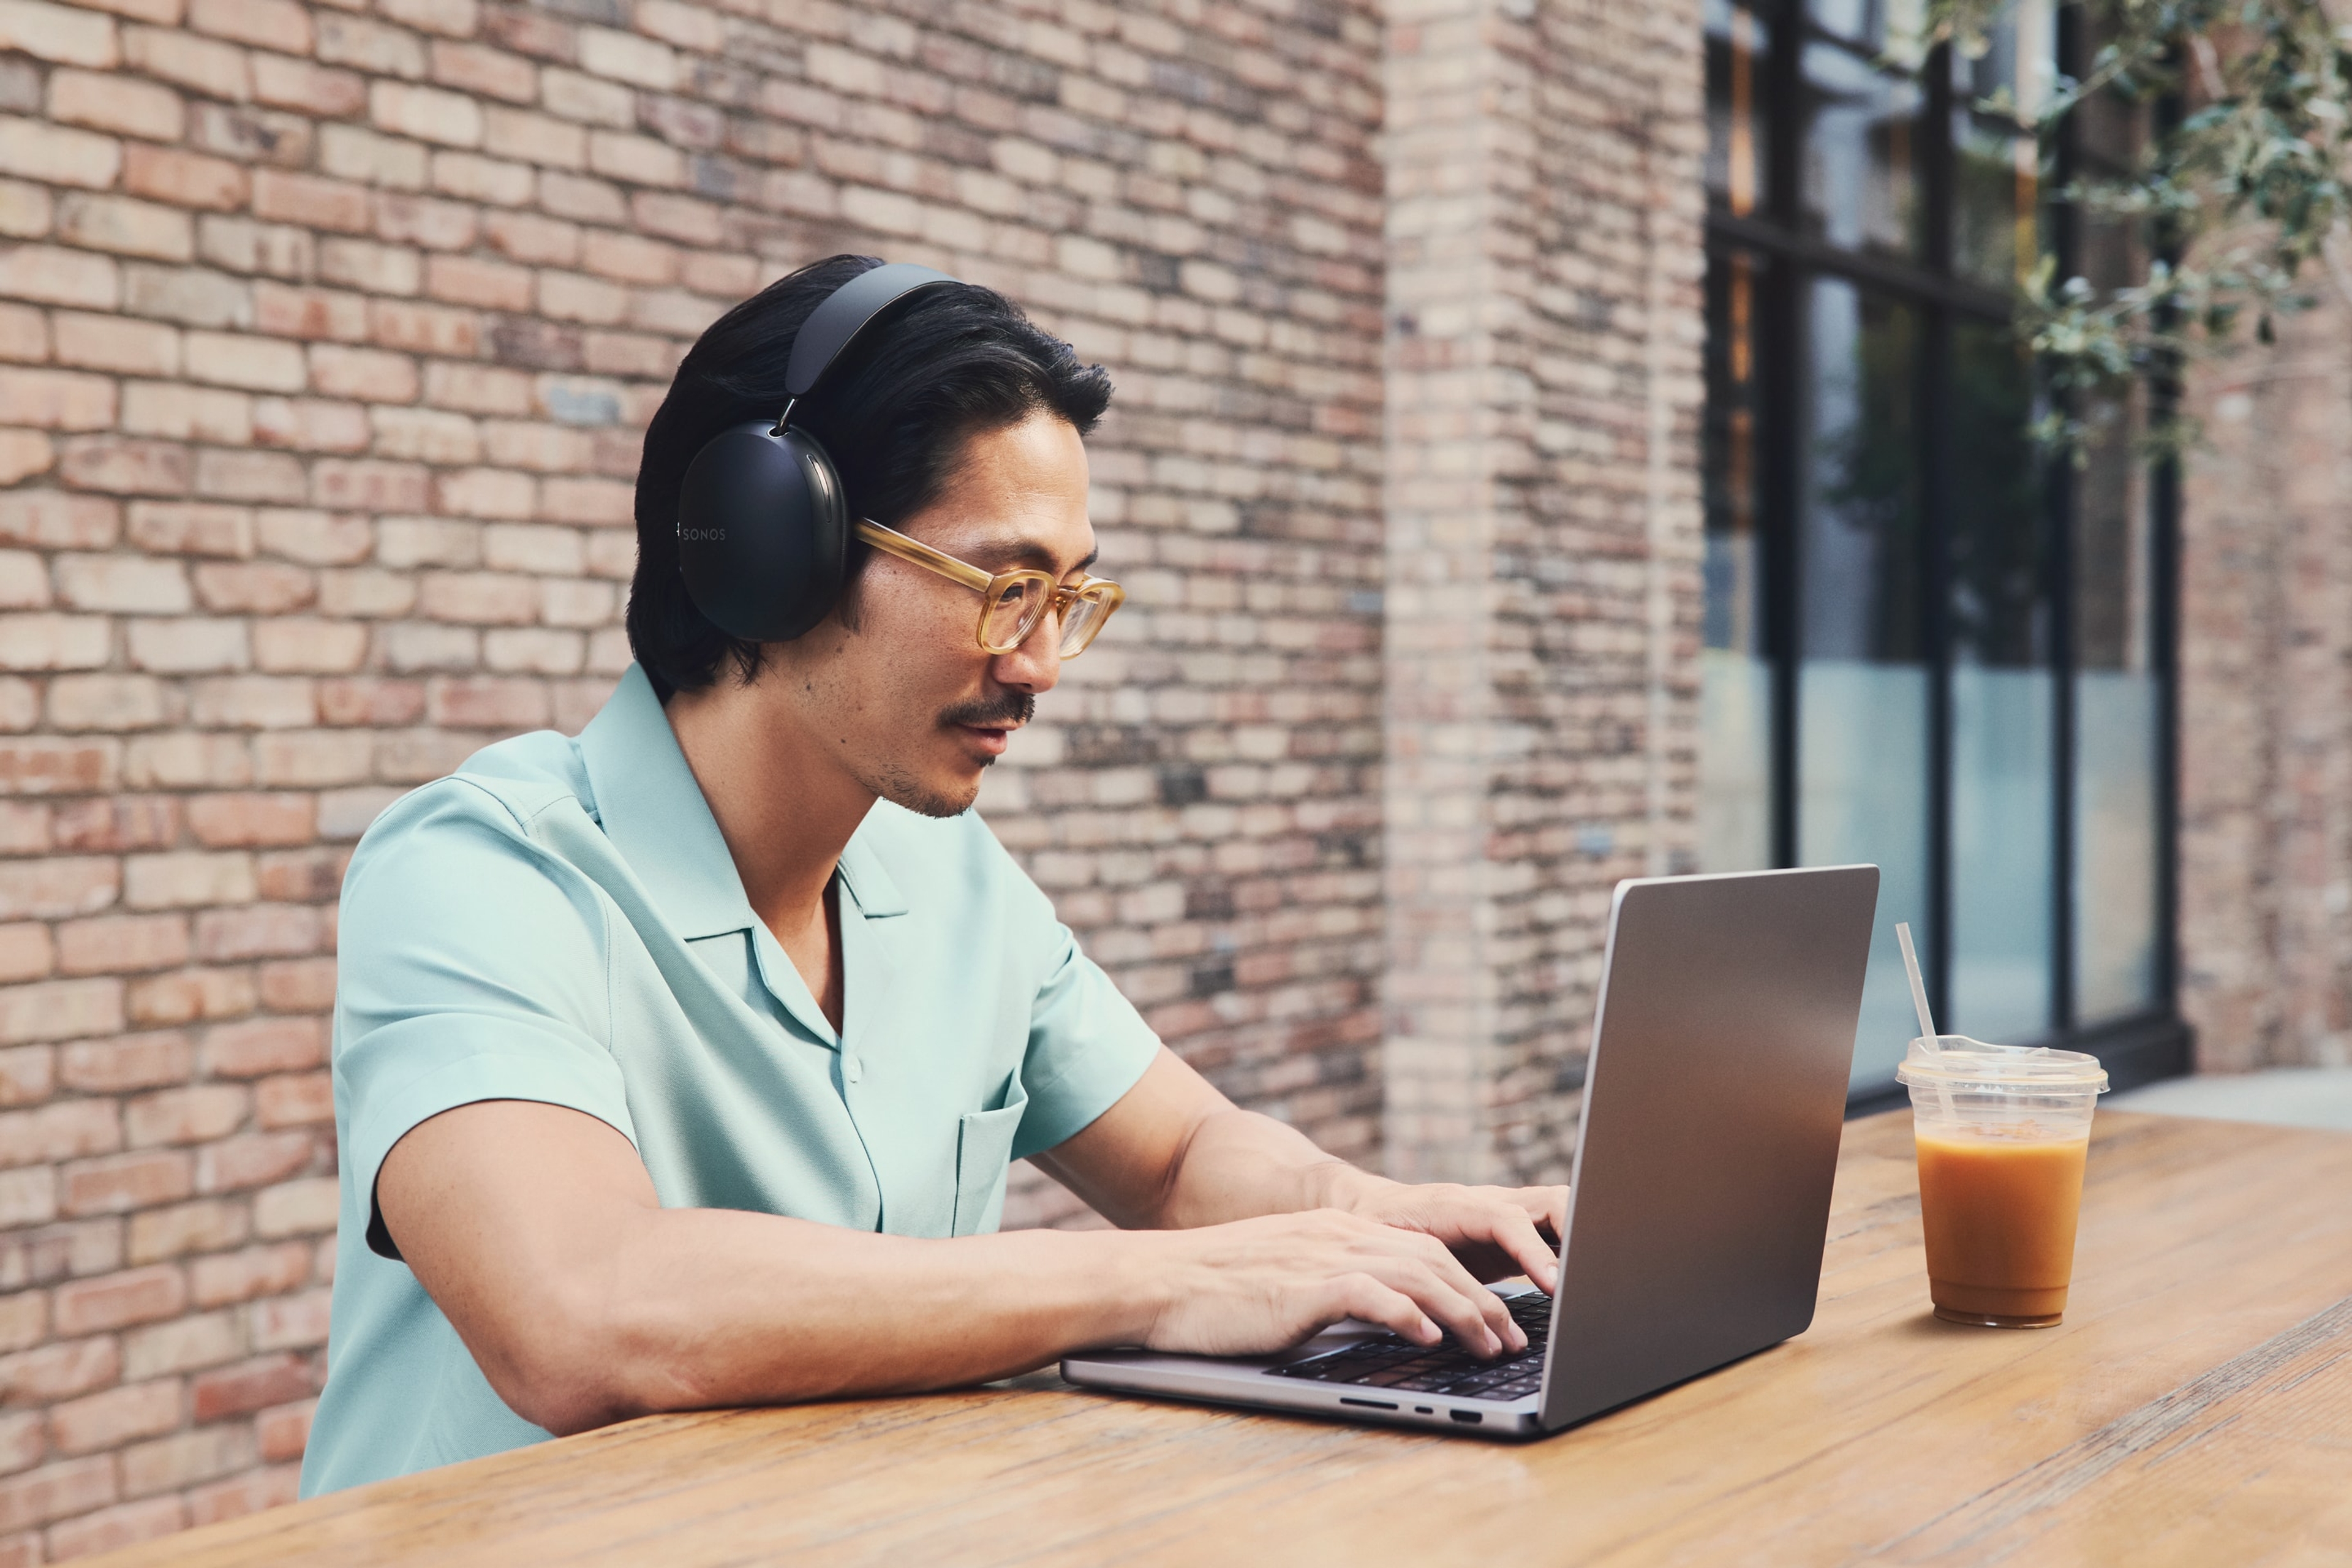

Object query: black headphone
[674,262,962,643]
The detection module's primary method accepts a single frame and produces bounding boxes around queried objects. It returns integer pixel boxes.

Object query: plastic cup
[1894,1036,2110,1329]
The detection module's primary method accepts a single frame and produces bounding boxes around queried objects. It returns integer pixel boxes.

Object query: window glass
[1947,318,2054,1041]
[1702,249,1774,873]
[1706,0,1771,217]
[1803,41,1924,260]
[1794,277,1931,1087]
[1951,1,2056,289]
[2072,222,2161,1022]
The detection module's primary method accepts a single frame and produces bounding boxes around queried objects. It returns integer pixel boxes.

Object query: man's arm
[1035,1048,1570,1293]
[376,1093,1535,1437]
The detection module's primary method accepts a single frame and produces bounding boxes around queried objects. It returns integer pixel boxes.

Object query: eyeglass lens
[982,578,1114,657]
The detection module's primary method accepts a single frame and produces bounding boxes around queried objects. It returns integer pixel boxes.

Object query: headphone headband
[674,260,965,644]
[777,262,960,427]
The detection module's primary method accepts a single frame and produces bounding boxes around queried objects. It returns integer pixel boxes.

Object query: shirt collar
[578,665,755,940]
[576,665,908,939]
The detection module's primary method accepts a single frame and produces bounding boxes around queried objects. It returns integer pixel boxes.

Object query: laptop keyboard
[1267,1291,1551,1402]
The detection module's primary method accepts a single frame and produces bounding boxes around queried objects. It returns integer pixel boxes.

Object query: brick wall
[0,0,1390,1552]
[2179,303,2352,1071]
[1379,0,1705,1183]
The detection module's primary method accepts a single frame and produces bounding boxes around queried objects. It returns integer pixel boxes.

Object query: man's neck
[661,676,875,940]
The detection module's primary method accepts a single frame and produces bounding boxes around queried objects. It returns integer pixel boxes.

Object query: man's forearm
[514,1209,1164,1433]
[1145,1104,1391,1230]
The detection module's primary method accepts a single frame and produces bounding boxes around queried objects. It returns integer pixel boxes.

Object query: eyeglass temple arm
[851,518,997,594]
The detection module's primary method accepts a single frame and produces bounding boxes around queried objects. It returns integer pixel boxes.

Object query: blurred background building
[0,0,2340,1553]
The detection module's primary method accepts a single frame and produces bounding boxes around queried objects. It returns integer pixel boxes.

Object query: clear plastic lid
[1893,1035,2110,1091]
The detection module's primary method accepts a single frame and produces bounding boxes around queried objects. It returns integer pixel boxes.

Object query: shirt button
[843,1054,862,1084]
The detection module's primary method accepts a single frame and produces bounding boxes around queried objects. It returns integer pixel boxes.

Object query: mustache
[940,693,1035,729]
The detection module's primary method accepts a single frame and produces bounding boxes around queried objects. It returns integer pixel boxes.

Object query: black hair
[626,255,1115,698]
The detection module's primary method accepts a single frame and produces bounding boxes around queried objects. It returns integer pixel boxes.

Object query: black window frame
[1701,0,2190,1110]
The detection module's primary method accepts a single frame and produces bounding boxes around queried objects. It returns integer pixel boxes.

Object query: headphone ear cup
[674,421,850,643]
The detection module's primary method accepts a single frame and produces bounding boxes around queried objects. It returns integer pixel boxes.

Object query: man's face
[772,411,1096,818]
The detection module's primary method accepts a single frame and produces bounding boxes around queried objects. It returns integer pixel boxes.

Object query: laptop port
[1338,1397,1396,1411]
[1450,1410,1482,1424]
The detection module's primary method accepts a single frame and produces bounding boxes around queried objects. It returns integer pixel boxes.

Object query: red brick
[126,969,256,1028]
[251,1400,311,1464]
[432,39,535,103]
[0,929,51,987]
[52,312,178,378]
[123,851,255,911]
[186,1460,296,1525]
[0,1411,37,1477]
[253,284,368,345]
[186,1242,307,1306]
[251,170,371,235]
[0,1046,47,1111]
[0,1298,42,1356]
[56,915,190,977]
[125,1085,247,1148]
[251,1175,333,1238]
[47,67,182,141]
[51,797,179,853]
[254,509,369,566]
[307,344,417,401]
[120,22,246,101]
[0,368,114,430]
[194,1132,312,1196]
[121,145,248,214]
[254,848,345,905]
[0,979,123,1046]
[124,1204,246,1270]
[0,742,118,797]
[0,859,118,921]
[0,1337,119,1406]
[0,1099,118,1167]
[0,493,116,551]
[251,55,366,118]
[192,904,321,962]
[51,1267,185,1336]
[0,1456,114,1534]
[0,245,118,311]
[57,437,189,497]
[48,1379,181,1455]
[189,0,309,50]
[60,1150,192,1215]
[57,1033,190,1095]
[118,1423,247,1498]
[252,1071,329,1131]
[44,1494,186,1559]
[190,1353,312,1423]
[126,501,253,559]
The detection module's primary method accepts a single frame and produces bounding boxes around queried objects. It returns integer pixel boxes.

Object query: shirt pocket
[951,1072,1029,1237]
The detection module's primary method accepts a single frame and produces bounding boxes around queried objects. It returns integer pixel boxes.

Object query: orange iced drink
[1913,1128,2087,1326]
[1896,1036,2108,1329]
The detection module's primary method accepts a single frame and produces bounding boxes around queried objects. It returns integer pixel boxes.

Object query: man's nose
[990,608,1063,694]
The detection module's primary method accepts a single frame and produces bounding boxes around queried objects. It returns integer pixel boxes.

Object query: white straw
[1896,921,1939,1053]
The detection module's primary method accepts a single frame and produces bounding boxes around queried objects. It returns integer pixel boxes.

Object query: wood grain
[85,1111,2352,1567]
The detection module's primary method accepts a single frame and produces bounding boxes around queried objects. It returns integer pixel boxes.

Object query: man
[301,257,1568,1495]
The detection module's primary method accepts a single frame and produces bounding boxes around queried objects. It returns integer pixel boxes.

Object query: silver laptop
[1061,864,1880,1439]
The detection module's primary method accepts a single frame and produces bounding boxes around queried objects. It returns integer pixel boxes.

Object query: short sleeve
[335,780,636,1260]
[1011,922,1161,1159]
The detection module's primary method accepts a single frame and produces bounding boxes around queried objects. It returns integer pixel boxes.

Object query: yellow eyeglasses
[854,519,1126,658]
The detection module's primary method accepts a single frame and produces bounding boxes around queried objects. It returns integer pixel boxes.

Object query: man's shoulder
[353,730,591,863]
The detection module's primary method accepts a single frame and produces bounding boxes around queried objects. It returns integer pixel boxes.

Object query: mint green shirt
[300,665,1161,1495]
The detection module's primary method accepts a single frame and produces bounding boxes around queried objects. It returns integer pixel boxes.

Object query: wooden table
[90,1110,2352,1566]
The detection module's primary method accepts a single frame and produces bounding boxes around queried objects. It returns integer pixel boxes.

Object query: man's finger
[1488,1205,1560,1294]
[1326,1273,1440,1346]
[1375,1237,1523,1356]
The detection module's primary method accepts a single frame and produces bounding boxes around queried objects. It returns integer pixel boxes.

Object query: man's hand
[1327,1177,1570,1292]
[1136,1209,1529,1360]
